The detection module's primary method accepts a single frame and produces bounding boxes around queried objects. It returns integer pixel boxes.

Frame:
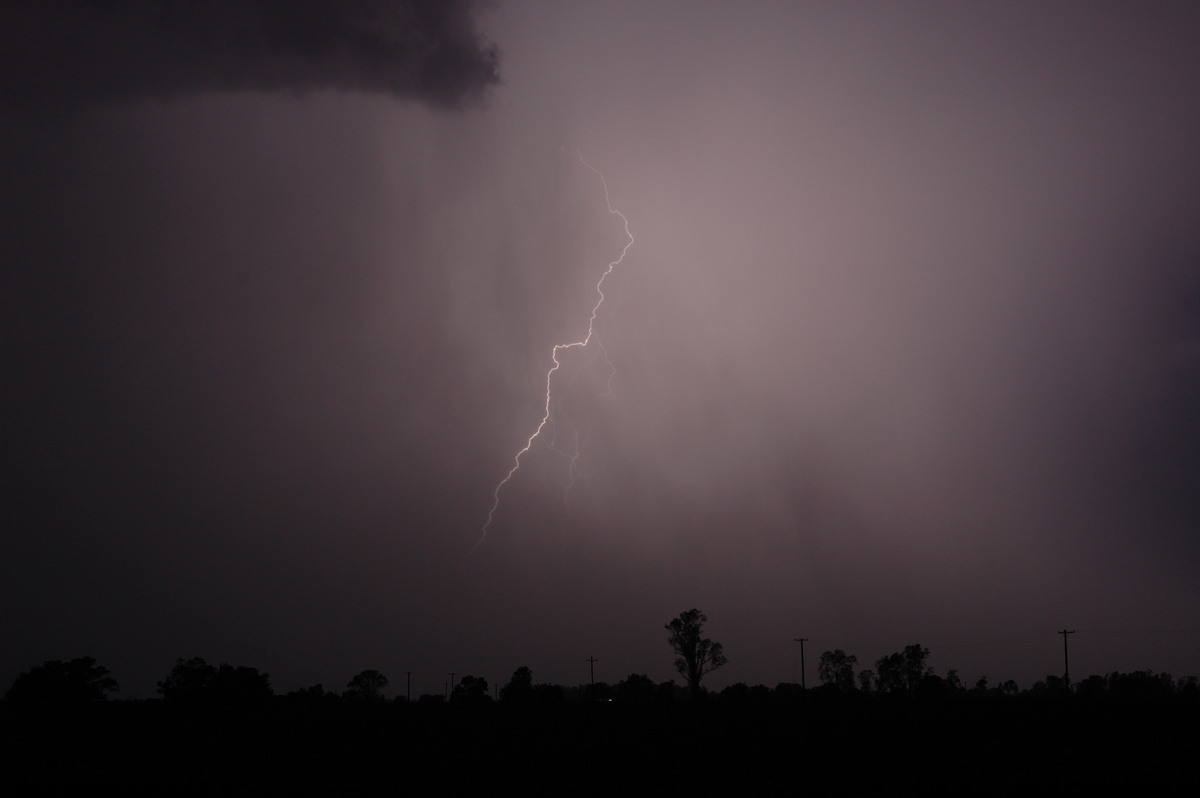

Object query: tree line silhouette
[4,610,1198,789]
[7,608,1198,707]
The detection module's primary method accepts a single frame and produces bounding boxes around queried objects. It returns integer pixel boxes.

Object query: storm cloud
[1,0,499,109]
[3,1,1199,698]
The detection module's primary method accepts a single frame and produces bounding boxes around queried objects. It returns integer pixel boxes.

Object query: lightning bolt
[474,152,634,552]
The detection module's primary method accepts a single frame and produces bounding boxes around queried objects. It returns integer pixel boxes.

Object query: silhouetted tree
[4,657,117,706]
[344,669,389,702]
[747,684,773,702]
[450,675,489,704]
[857,669,876,694]
[208,664,272,705]
[875,644,931,694]
[717,682,772,703]
[157,657,271,705]
[657,680,681,703]
[665,608,727,699]
[773,682,805,703]
[500,666,534,703]
[532,682,565,705]
[874,653,904,693]
[583,681,614,702]
[1031,675,1070,697]
[1107,670,1175,699]
[158,657,217,702]
[916,673,950,699]
[615,673,658,704]
[1076,674,1107,699]
[286,684,334,704]
[818,649,858,691]
[720,682,751,702]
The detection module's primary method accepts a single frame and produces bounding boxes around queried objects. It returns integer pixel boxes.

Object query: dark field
[4,690,1197,792]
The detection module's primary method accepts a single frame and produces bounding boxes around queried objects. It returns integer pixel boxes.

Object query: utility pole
[405,671,412,703]
[794,638,809,689]
[448,672,457,698]
[1058,629,1075,687]
[586,655,598,686]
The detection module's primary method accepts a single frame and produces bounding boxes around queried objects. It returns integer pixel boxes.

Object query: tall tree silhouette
[666,609,727,699]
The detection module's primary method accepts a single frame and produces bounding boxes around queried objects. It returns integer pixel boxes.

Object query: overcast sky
[4,0,1199,698]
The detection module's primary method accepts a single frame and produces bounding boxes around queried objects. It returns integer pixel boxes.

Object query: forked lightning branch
[474,153,634,552]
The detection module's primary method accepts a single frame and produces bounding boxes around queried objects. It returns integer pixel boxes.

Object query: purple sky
[4,1,1200,698]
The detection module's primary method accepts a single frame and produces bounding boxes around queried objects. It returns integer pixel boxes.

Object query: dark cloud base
[1,0,499,110]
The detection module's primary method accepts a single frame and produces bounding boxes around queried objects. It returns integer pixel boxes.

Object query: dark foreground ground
[3,692,1197,793]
